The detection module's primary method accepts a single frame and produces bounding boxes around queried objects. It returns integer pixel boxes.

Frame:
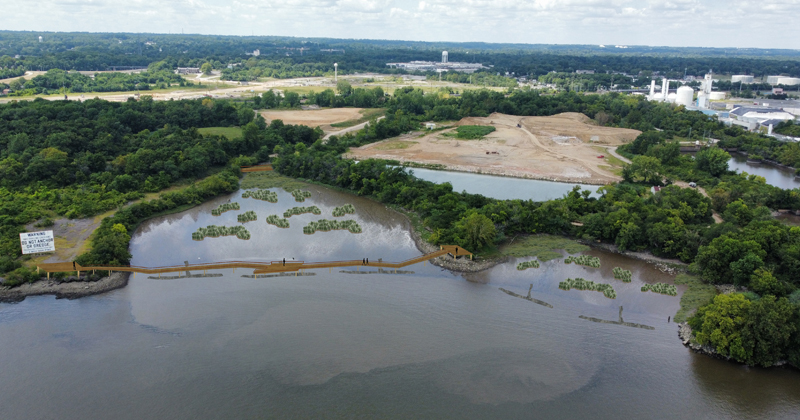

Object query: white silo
[676,86,694,106]
[442,51,448,64]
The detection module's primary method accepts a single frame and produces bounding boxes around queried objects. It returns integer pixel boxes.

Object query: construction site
[346,113,641,185]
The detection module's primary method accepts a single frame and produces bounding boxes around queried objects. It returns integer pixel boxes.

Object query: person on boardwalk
[283,258,285,266]
[668,316,671,323]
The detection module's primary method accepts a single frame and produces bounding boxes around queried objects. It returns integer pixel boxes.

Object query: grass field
[198,127,242,139]
[330,108,387,128]
[240,171,309,191]
[492,234,589,261]
[673,273,718,323]
[374,141,418,150]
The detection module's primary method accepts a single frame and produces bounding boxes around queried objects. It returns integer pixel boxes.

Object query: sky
[4,0,800,49]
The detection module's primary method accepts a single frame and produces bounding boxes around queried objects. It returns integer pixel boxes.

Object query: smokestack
[650,80,656,98]
[768,124,774,135]
[662,78,668,102]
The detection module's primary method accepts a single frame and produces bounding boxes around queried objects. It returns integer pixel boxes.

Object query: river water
[405,167,600,201]
[1,186,799,419]
[728,156,800,190]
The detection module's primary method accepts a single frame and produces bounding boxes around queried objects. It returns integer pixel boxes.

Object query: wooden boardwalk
[36,245,472,278]
[240,164,273,173]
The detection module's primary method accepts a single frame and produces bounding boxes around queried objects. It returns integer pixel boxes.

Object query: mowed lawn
[198,126,242,139]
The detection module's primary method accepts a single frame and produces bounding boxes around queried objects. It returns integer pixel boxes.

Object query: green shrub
[613,267,632,282]
[242,189,278,203]
[3,267,41,288]
[303,219,362,234]
[452,125,496,139]
[291,190,312,202]
[192,225,251,241]
[266,214,290,228]
[516,260,540,270]
[284,206,321,218]
[34,218,55,228]
[641,282,678,296]
[564,255,601,268]
[211,202,240,216]
[559,277,617,299]
[237,210,257,223]
[332,204,356,217]
[0,256,22,274]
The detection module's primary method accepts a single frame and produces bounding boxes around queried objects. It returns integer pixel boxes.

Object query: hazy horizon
[4,1,799,50]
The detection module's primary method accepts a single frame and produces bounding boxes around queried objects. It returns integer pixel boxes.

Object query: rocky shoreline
[579,240,686,275]
[0,272,130,303]
[407,220,507,273]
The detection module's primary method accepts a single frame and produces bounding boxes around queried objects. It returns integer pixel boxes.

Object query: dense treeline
[425,72,518,88]
[3,31,800,79]
[5,67,187,96]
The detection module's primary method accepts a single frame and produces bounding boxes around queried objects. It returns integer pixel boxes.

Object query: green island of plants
[332,203,356,217]
[192,225,251,241]
[284,206,321,218]
[237,210,257,223]
[564,255,601,268]
[613,267,632,282]
[447,125,497,139]
[291,189,313,202]
[211,202,240,216]
[242,189,278,203]
[517,260,540,270]
[266,214,290,228]
[303,219,362,235]
[641,282,678,296]
[559,277,617,299]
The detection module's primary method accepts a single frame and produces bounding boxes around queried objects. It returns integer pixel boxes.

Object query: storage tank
[676,86,694,106]
[777,77,800,86]
[667,93,677,103]
[767,75,781,84]
[709,92,726,100]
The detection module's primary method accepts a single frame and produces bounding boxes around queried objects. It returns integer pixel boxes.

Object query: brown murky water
[1,186,798,419]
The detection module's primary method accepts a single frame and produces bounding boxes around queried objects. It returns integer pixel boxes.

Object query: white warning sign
[20,231,56,255]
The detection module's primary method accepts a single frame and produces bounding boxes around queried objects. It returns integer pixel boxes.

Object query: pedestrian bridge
[35,245,472,278]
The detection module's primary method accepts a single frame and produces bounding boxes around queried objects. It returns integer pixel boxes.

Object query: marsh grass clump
[564,255,601,268]
[559,277,616,299]
[192,225,251,241]
[284,206,321,218]
[516,260,540,270]
[613,267,632,282]
[266,214,290,228]
[237,210,257,223]
[242,189,278,203]
[303,219,362,235]
[291,190,312,202]
[211,202,240,216]
[641,282,678,296]
[332,204,356,217]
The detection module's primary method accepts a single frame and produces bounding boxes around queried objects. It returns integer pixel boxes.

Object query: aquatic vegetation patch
[641,282,678,296]
[613,267,632,282]
[237,210,257,223]
[191,225,251,241]
[266,214,290,228]
[497,234,589,262]
[516,260,540,270]
[303,219,362,235]
[564,255,601,268]
[211,202,240,216]
[284,206,321,218]
[332,204,356,217]
[242,189,278,203]
[559,277,616,299]
[291,189,312,202]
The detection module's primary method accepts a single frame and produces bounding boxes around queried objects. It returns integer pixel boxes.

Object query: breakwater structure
[579,306,655,330]
[499,284,553,308]
[34,245,473,279]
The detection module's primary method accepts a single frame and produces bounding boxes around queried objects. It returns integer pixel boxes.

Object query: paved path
[323,116,385,140]
[604,146,632,164]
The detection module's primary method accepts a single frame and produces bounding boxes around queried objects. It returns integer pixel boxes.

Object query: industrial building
[731,75,754,83]
[386,51,485,73]
[777,77,800,86]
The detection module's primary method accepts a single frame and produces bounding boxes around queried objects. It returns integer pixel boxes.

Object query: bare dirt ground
[24,217,100,266]
[346,112,641,184]
[261,108,365,133]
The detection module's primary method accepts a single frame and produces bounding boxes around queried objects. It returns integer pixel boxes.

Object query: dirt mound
[261,108,364,129]
[346,112,641,185]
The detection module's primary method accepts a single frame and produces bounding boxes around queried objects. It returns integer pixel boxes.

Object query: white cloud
[3,0,799,48]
